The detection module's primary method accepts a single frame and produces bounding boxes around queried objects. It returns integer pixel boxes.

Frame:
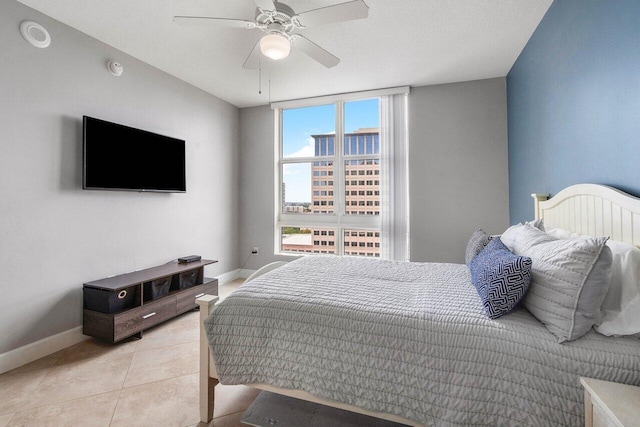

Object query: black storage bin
[171,270,198,291]
[143,276,171,301]
[84,286,137,314]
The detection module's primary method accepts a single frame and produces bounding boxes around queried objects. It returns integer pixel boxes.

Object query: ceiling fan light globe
[260,34,291,60]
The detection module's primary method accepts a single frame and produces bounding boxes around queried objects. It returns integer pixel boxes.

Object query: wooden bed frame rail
[196,294,218,422]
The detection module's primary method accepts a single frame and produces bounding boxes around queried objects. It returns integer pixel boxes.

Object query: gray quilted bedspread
[204,256,640,426]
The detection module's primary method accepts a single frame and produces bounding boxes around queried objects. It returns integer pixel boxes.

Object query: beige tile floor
[0,279,258,427]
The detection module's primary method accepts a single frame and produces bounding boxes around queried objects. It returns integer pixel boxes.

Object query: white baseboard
[0,326,88,374]
[0,268,254,375]
[217,268,255,285]
[238,268,255,279]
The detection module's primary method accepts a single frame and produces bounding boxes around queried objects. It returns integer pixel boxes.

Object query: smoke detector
[107,60,124,77]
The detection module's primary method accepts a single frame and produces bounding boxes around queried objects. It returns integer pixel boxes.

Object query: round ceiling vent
[20,21,51,48]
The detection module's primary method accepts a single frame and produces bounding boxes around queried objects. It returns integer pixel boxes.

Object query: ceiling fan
[173,0,369,69]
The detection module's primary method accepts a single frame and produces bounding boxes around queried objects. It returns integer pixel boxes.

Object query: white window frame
[273,87,409,257]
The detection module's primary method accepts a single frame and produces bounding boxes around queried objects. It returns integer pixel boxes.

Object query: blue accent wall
[507,0,640,223]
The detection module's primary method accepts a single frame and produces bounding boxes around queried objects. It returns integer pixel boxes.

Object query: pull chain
[268,58,271,104]
[258,53,262,95]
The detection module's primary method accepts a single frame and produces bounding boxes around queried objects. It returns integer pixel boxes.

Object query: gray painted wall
[239,78,509,267]
[238,106,295,270]
[409,79,509,262]
[0,1,240,354]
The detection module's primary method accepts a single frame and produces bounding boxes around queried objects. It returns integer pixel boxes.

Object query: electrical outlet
[252,247,259,254]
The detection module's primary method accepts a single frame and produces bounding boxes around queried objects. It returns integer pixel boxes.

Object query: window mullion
[335,100,345,254]
[281,156,332,164]
[274,108,282,255]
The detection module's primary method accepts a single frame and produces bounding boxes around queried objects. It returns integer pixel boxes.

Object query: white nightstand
[580,377,640,427]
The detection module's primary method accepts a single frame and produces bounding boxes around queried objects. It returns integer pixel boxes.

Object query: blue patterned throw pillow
[468,238,532,319]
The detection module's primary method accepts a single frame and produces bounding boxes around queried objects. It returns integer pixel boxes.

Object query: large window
[275,88,409,260]
[278,99,382,257]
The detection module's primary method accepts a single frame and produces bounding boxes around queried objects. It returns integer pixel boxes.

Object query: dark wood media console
[83,259,218,343]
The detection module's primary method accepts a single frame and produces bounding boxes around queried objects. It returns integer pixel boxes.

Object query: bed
[196,184,640,426]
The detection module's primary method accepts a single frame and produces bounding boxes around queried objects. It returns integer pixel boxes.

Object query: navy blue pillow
[468,238,532,319]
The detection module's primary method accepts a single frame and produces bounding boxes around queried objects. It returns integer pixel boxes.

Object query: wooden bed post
[196,295,219,423]
[531,193,549,221]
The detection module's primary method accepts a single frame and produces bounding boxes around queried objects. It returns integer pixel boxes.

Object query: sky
[282,98,379,203]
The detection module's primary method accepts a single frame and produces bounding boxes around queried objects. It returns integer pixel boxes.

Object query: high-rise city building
[282,128,381,257]
[282,182,285,213]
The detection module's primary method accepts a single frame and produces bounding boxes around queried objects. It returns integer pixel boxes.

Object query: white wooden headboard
[532,183,640,246]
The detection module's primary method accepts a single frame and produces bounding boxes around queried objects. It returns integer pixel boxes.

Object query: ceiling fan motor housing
[256,2,296,32]
[266,22,286,36]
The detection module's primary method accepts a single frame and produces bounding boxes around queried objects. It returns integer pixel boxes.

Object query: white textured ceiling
[16,0,553,108]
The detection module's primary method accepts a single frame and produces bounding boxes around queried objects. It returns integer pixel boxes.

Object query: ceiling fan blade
[293,0,368,28]
[173,16,257,29]
[243,40,261,69]
[290,35,340,68]
[253,0,276,11]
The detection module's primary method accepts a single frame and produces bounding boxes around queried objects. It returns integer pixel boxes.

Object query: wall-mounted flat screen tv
[83,116,186,193]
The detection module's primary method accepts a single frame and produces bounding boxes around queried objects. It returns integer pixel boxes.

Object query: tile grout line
[6,389,123,425]
[111,372,202,427]
[0,365,54,416]
[121,370,200,392]
[109,388,125,427]
[19,350,138,414]
[121,337,200,390]
[215,408,247,420]
[3,413,16,426]
[132,338,200,355]
[110,349,136,426]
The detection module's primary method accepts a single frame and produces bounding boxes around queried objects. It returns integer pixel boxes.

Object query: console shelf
[83,259,218,343]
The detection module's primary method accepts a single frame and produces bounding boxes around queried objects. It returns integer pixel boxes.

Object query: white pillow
[547,228,640,337]
[501,223,611,342]
[545,228,578,240]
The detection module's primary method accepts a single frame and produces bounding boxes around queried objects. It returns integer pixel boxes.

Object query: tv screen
[83,116,186,193]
